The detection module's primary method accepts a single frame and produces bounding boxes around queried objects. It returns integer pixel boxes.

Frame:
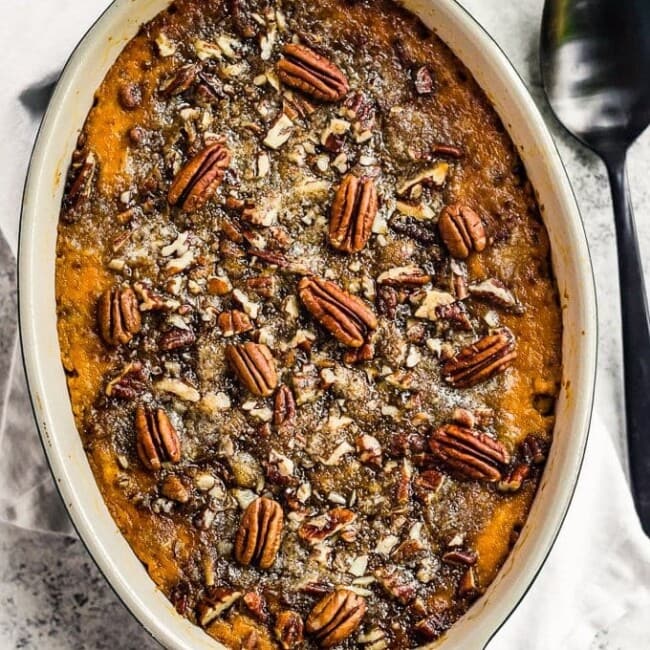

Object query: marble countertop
[1,0,649,648]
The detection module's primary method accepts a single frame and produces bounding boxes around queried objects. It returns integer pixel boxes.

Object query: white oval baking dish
[19,0,597,648]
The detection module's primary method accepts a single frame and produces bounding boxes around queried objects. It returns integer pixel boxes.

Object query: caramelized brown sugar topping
[56,0,562,647]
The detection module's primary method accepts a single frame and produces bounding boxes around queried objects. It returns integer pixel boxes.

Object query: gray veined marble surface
[1,0,649,648]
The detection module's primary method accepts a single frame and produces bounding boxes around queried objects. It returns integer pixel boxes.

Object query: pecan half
[160,327,196,351]
[278,44,349,102]
[442,328,517,388]
[234,497,284,569]
[298,277,377,348]
[429,424,510,481]
[438,203,487,259]
[274,385,296,426]
[226,342,278,396]
[135,405,181,471]
[97,285,142,347]
[306,590,366,648]
[217,309,253,337]
[168,143,231,211]
[275,610,304,649]
[328,174,378,253]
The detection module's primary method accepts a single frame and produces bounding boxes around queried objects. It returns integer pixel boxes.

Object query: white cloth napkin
[1,0,650,647]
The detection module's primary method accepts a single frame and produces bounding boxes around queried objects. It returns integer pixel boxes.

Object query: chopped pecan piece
[277,44,349,102]
[196,587,242,627]
[133,282,166,311]
[306,589,366,648]
[431,142,464,159]
[226,342,278,397]
[344,91,375,128]
[469,278,522,312]
[168,143,231,211]
[355,434,383,467]
[206,276,232,296]
[374,567,417,604]
[97,285,142,347]
[242,591,268,623]
[429,424,510,481]
[63,153,96,213]
[105,361,147,399]
[117,83,142,110]
[414,616,444,642]
[160,474,190,503]
[298,508,356,544]
[414,65,435,95]
[275,610,304,649]
[438,203,487,259]
[414,469,445,493]
[274,385,296,426]
[159,327,196,351]
[521,434,548,465]
[135,405,181,471]
[458,567,481,599]
[377,266,431,287]
[497,463,530,492]
[442,549,478,566]
[169,581,193,616]
[376,285,398,319]
[442,328,517,388]
[436,301,472,330]
[218,309,253,337]
[159,63,199,97]
[392,538,425,563]
[245,275,278,299]
[298,277,377,348]
[328,174,378,253]
[342,342,374,365]
[228,0,256,38]
[234,497,284,569]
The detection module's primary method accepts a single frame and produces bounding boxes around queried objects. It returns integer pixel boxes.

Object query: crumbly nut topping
[57,0,562,647]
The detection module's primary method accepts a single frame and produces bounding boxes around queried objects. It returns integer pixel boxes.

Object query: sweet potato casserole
[55,0,562,647]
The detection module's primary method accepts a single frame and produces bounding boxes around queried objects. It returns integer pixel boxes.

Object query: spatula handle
[606,151,650,536]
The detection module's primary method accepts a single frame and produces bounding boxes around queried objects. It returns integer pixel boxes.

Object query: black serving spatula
[541,0,650,534]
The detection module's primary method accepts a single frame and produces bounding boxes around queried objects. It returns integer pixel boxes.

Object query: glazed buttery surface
[56,0,562,647]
